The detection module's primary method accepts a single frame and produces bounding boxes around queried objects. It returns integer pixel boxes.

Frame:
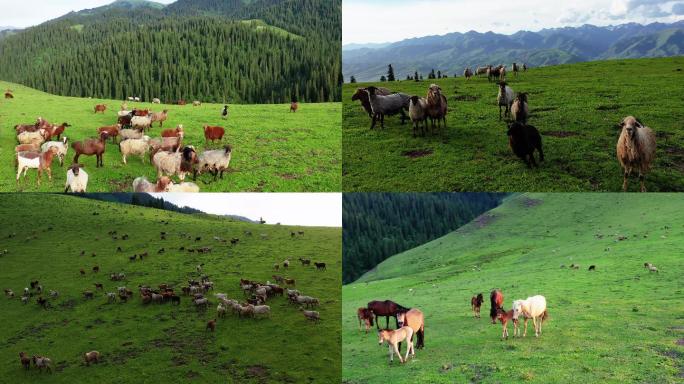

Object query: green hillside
[342,57,684,192]
[0,194,341,383]
[0,81,341,192]
[0,0,341,104]
[342,193,684,383]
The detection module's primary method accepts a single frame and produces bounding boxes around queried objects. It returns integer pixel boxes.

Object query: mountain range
[343,21,684,82]
[0,0,341,103]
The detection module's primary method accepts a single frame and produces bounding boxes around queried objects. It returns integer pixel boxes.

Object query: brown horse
[367,300,409,329]
[397,308,425,349]
[496,307,519,339]
[357,307,374,333]
[471,293,484,318]
[490,289,504,324]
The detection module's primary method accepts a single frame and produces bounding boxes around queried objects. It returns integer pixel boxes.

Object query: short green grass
[342,193,684,383]
[0,81,341,192]
[342,57,684,192]
[0,194,341,383]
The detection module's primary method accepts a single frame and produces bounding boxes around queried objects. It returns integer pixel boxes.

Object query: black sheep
[507,122,544,167]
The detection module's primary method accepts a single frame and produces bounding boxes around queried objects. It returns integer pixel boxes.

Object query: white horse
[377,326,414,363]
[512,295,548,337]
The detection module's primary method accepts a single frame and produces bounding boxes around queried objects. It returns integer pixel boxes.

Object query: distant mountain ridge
[343,21,684,81]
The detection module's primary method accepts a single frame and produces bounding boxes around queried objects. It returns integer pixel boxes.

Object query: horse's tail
[541,309,549,323]
[489,291,497,319]
[417,326,425,348]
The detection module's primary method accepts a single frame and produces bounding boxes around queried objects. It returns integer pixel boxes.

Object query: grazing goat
[616,116,656,192]
[41,137,69,166]
[132,176,172,192]
[94,104,106,114]
[507,122,544,168]
[19,352,31,370]
[72,132,108,168]
[16,146,59,185]
[120,136,151,164]
[98,124,121,144]
[64,164,88,193]
[32,355,52,373]
[150,110,169,128]
[301,307,320,322]
[206,318,217,332]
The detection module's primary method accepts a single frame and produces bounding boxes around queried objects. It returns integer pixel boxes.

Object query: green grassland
[342,57,684,192]
[0,194,341,383]
[0,81,341,192]
[342,193,684,383]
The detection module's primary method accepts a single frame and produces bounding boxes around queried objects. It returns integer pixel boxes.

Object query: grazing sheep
[511,93,529,123]
[106,292,116,303]
[49,290,59,298]
[119,136,151,164]
[150,110,169,128]
[152,146,198,181]
[149,136,182,153]
[17,130,47,146]
[16,146,59,185]
[196,146,232,181]
[120,128,144,140]
[132,176,172,192]
[167,181,200,193]
[296,295,319,308]
[408,96,429,137]
[41,137,69,166]
[487,65,503,82]
[64,164,88,193]
[648,265,659,273]
[426,84,447,132]
[300,307,320,322]
[365,86,410,129]
[351,87,392,118]
[152,98,161,104]
[72,132,108,168]
[131,115,152,131]
[83,351,100,366]
[616,116,656,192]
[32,355,52,373]
[497,82,515,120]
[507,122,544,168]
[193,100,201,107]
[252,305,271,318]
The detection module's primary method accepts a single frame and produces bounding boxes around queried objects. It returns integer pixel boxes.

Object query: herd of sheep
[5,224,326,374]
[12,99,236,192]
[350,62,657,190]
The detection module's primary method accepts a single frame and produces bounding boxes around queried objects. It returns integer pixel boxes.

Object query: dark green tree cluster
[0,0,341,104]
[342,193,506,284]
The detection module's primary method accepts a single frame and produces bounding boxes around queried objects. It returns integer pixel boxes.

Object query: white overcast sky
[0,0,175,28]
[343,0,684,45]
[148,193,342,227]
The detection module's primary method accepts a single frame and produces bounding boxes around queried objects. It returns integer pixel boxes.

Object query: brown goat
[98,124,121,143]
[44,123,70,141]
[73,132,108,167]
[16,146,59,185]
[206,319,217,332]
[94,104,106,114]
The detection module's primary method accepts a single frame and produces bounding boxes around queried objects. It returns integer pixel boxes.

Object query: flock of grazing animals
[10,94,260,191]
[5,224,327,374]
[351,62,658,190]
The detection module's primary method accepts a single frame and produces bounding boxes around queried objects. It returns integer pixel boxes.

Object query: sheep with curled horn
[616,116,655,192]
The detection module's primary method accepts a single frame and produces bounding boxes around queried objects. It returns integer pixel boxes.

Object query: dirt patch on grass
[401,149,433,158]
[278,173,298,180]
[474,213,497,228]
[246,365,270,380]
[59,299,76,309]
[543,131,579,138]
[185,370,200,379]
[463,363,497,383]
[454,95,478,101]
[677,339,684,346]
[596,104,621,111]
[108,177,134,192]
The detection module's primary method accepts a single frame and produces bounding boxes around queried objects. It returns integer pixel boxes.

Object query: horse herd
[357,290,548,364]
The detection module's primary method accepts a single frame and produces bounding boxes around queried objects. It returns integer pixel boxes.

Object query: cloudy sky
[148,193,342,227]
[343,0,684,45]
[0,0,175,28]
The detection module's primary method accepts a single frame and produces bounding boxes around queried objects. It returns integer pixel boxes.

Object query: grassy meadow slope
[0,81,341,192]
[342,193,684,383]
[342,57,684,192]
[0,194,341,383]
